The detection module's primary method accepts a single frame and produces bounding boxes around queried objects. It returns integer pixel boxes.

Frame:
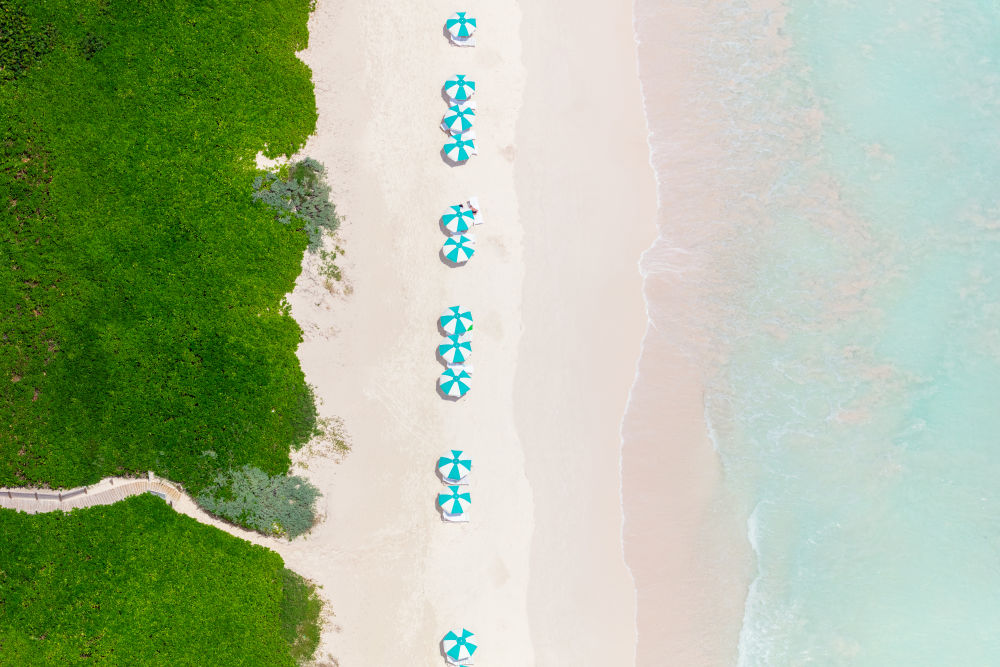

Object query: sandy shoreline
[281,0,664,663]
[513,0,656,662]
[622,2,778,663]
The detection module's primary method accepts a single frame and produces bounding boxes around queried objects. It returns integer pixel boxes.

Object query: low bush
[196,465,320,538]
[0,494,320,665]
[253,158,340,251]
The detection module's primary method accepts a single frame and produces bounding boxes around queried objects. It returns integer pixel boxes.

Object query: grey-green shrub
[197,465,320,538]
[253,158,339,251]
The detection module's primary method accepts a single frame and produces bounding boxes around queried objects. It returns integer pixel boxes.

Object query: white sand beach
[279,0,664,663]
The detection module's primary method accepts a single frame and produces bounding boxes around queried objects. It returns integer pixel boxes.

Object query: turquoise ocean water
[635,1,1000,663]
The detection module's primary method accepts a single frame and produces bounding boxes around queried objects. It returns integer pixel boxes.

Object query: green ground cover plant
[0,0,324,498]
[0,0,55,81]
[281,566,324,663]
[0,494,322,664]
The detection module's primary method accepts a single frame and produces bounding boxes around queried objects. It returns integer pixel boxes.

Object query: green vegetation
[281,567,324,663]
[0,0,326,501]
[197,465,320,538]
[0,0,55,81]
[254,158,340,251]
[0,494,323,664]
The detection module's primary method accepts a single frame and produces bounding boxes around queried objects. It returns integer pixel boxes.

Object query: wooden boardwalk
[0,474,185,514]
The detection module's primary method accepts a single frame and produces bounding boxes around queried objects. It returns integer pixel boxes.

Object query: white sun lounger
[442,511,470,523]
[465,197,484,225]
[449,35,476,47]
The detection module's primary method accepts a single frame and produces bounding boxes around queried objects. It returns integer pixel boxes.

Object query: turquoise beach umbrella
[445,12,477,39]
[439,306,473,335]
[444,75,476,102]
[441,205,476,234]
[442,628,478,662]
[443,234,475,264]
[442,103,476,135]
[438,334,473,364]
[444,135,477,163]
[437,450,472,483]
[438,486,472,515]
[439,367,472,398]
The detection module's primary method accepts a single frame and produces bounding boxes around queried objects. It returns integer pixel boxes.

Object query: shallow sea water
[634,1,1000,663]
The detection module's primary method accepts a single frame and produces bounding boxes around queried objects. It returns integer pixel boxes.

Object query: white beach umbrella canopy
[445,12,477,39]
[439,306,474,336]
[438,485,472,515]
[443,133,477,163]
[438,366,472,398]
[437,450,472,483]
[438,334,473,364]
[442,103,476,135]
[442,234,476,264]
[442,628,478,663]
[444,74,476,102]
[441,205,476,234]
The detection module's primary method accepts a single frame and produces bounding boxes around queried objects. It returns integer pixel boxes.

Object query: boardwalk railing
[5,487,89,501]
[0,472,187,515]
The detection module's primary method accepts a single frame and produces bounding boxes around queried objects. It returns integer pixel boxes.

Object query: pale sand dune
[280,0,662,664]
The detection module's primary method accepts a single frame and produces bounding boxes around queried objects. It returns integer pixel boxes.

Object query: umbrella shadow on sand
[439,247,471,268]
[434,467,466,487]
[433,459,449,484]
[432,498,462,523]
[438,640,453,662]
[441,85,459,105]
[440,148,469,168]
[441,26,475,47]
[441,86,473,106]
[436,383,463,402]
